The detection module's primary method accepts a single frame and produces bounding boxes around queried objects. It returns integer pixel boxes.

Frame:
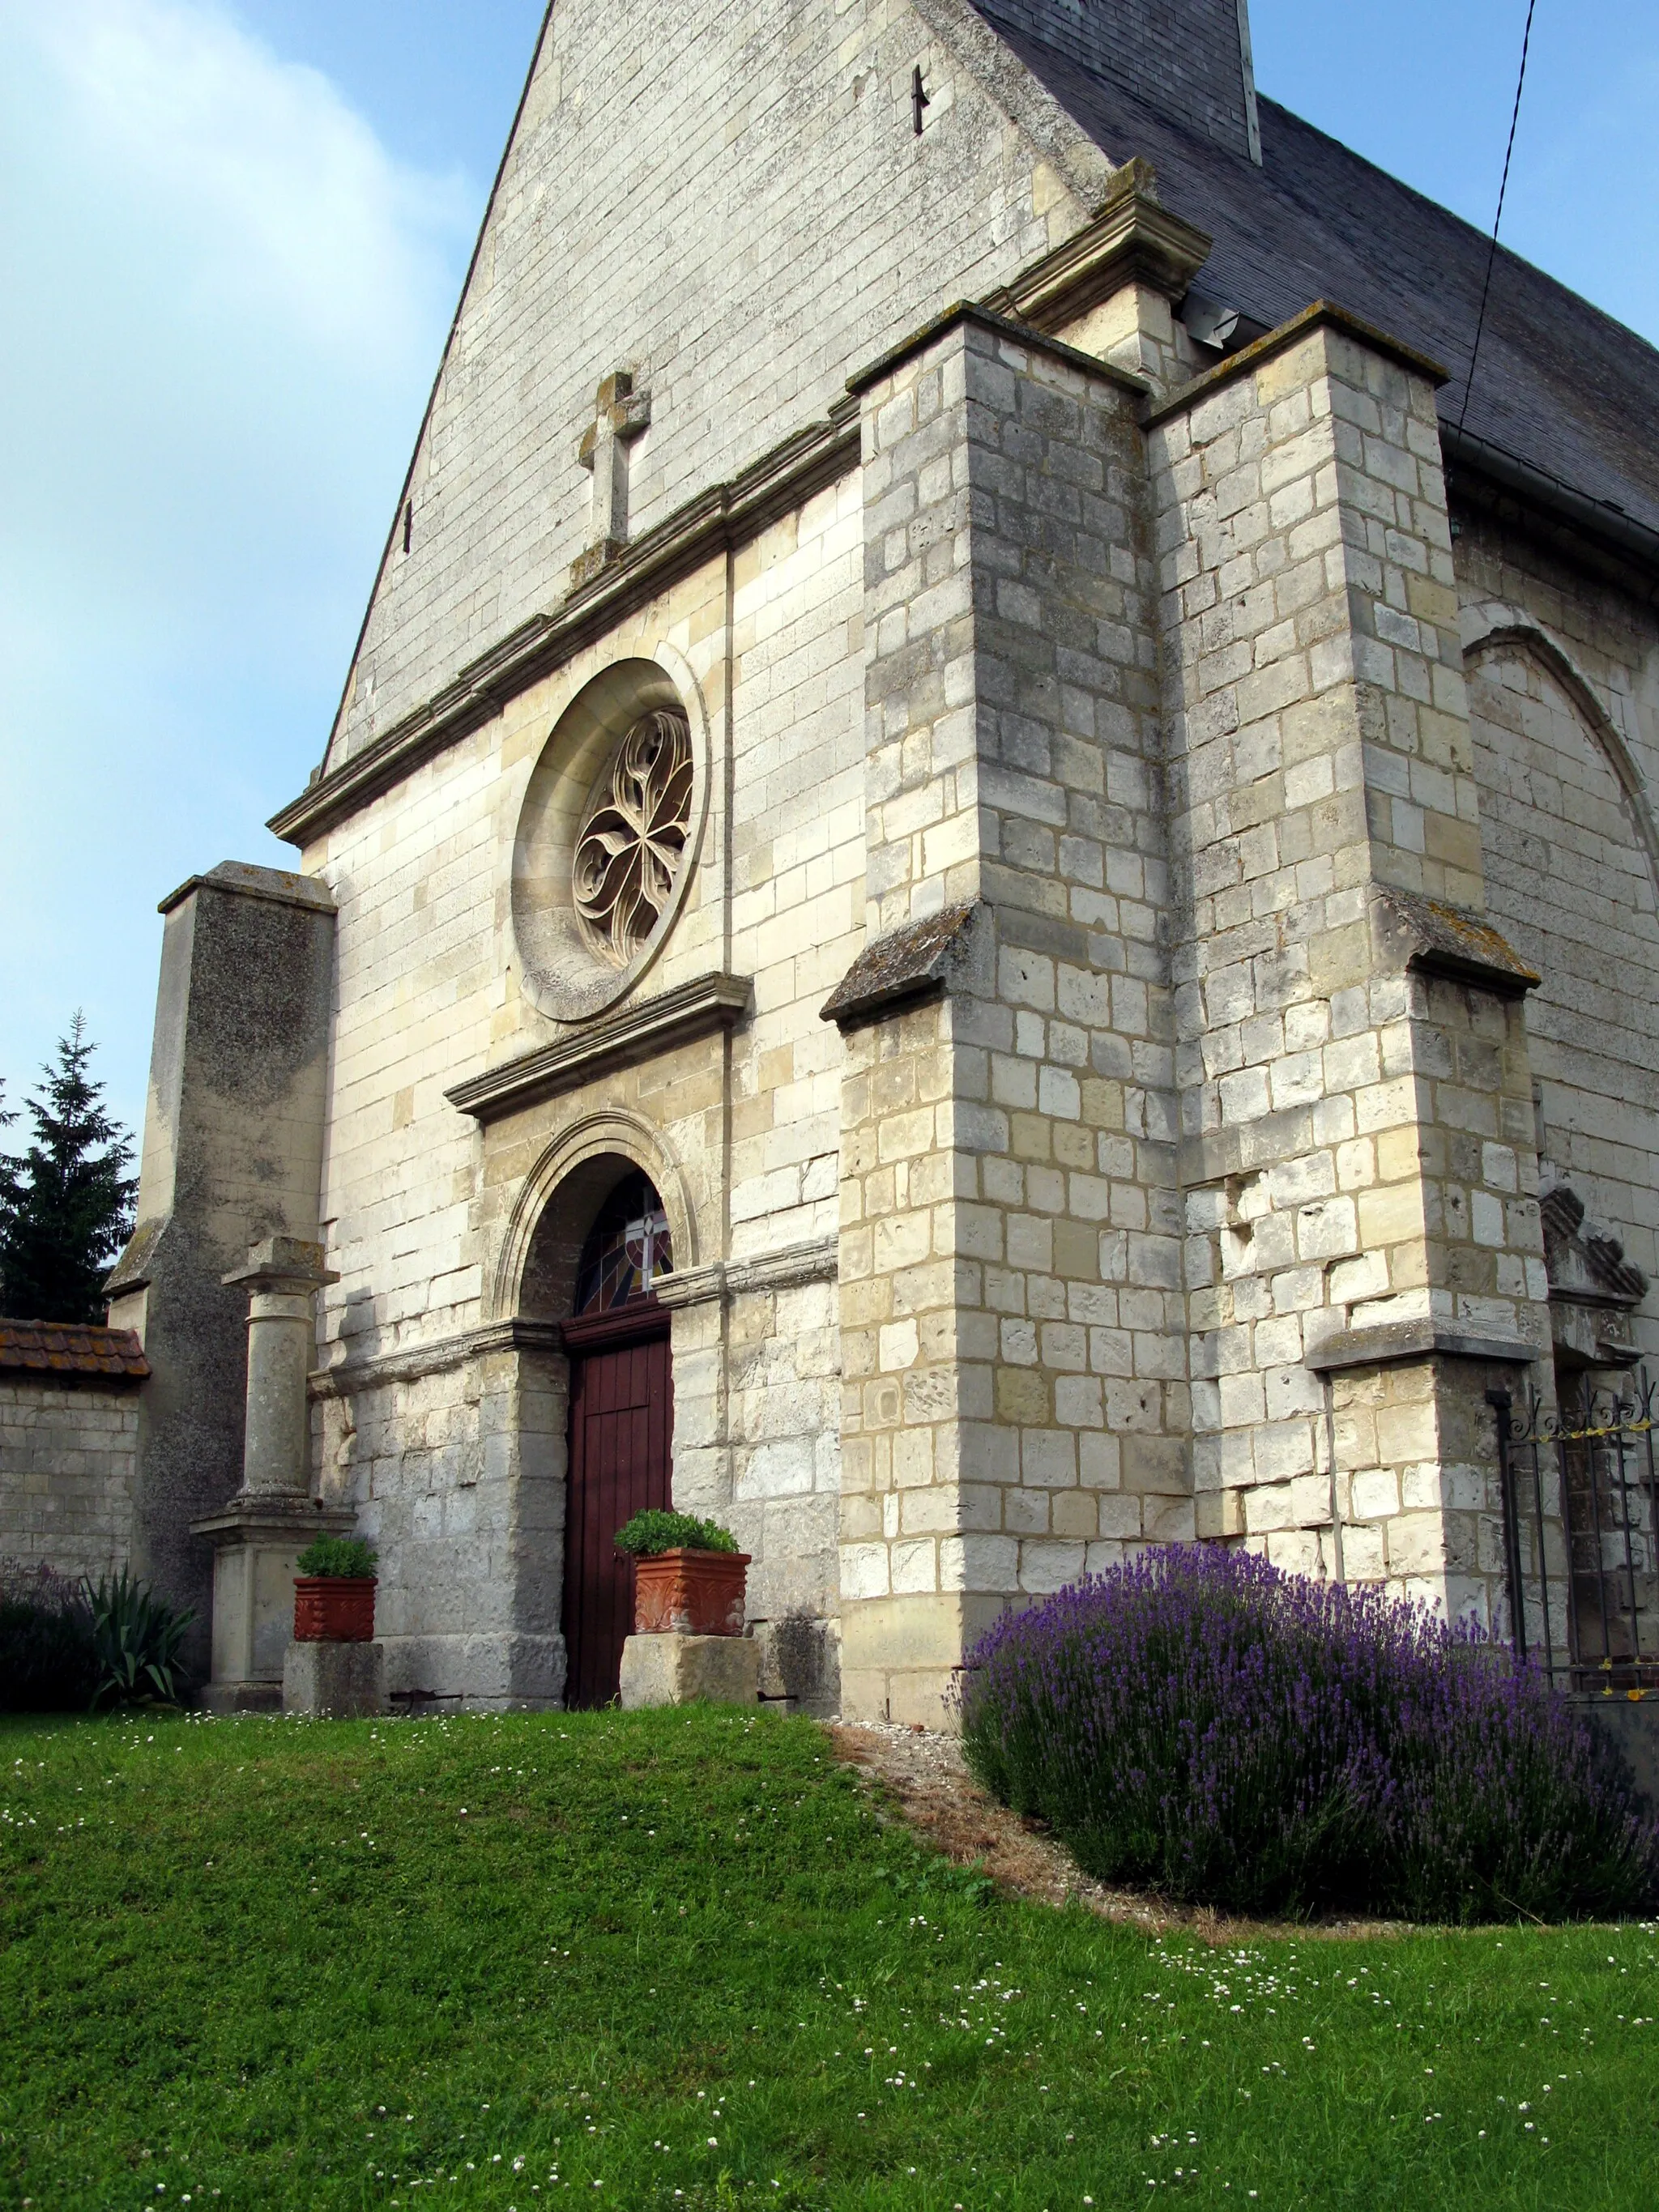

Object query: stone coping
[1371,885,1540,998]
[1141,299,1450,428]
[158,859,335,918]
[845,297,1148,401]
[820,901,981,1030]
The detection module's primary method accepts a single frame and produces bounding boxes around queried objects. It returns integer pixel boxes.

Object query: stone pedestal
[284,1639,388,1718]
[618,1632,760,1709]
[194,1497,356,1709]
[190,1236,352,1709]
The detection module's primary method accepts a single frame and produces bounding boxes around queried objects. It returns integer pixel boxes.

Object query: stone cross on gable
[572,368,651,586]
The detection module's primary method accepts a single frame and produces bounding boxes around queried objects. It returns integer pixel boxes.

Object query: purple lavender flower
[953,1546,1658,1921]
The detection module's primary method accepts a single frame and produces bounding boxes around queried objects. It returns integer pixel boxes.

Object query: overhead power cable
[1457,0,1538,433]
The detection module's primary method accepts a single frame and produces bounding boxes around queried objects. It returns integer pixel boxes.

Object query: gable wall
[331,0,1113,772]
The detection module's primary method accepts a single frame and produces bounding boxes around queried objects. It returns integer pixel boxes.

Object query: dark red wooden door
[562,1316,672,1708]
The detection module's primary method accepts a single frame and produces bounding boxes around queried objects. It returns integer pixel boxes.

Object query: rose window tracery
[572,708,694,967]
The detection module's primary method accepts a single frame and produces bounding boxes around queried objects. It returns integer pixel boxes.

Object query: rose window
[572,708,694,967]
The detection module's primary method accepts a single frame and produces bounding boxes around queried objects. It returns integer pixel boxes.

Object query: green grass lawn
[2,1708,1655,2211]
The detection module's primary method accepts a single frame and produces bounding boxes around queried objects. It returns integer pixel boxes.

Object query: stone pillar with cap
[191,1236,355,1711]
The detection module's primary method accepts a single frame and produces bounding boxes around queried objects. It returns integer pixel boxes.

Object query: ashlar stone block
[619,1633,761,1709]
[283,1639,388,1719]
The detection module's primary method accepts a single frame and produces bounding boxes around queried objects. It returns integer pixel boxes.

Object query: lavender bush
[955,1546,1659,1922]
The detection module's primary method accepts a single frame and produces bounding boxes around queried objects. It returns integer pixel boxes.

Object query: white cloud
[0,0,479,1137]
[23,0,466,367]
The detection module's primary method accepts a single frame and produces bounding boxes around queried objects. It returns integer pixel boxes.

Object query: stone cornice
[270,409,859,849]
[222,1235,339,1294]
[308,1241,838,1396]
[190,1498,358,1540]
[309,1317,565,1400]
[983,163,1212,332]
[1444,424,1659,596]
[731,1236,839,1294]
[1141,300,1450,429]
[444,971,752,1125]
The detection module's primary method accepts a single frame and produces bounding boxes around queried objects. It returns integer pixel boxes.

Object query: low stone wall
[0,1323,147,1583]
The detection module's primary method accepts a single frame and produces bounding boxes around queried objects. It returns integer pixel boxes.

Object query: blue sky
[2,0,1655,1148]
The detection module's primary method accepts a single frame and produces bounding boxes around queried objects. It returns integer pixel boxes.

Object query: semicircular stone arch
[488,1108,702,1324]
[1466,620,1659,1312]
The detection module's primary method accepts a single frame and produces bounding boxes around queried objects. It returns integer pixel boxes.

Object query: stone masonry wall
[0,1381,135,1583]
[104,867,335,1669]
[1149,315,1551,1621]
[1456,515,1659,1363]
[728,475,868,1258]
[315,1345,563,1706]
[305,457,865,1699]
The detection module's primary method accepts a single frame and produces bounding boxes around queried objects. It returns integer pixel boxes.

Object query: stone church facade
[103,0,1659,1723]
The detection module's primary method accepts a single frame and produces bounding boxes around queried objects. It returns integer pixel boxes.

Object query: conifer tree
[0,1016,137,1323]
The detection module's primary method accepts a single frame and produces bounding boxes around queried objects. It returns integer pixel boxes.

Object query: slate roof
[0,1321,151,1382]
[975,4,1659,541]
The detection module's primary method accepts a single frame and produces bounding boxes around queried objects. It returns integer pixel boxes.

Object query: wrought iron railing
[1490,1371,1659,1696]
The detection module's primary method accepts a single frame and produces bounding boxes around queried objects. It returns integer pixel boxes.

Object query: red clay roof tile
[0,1320,150,1380]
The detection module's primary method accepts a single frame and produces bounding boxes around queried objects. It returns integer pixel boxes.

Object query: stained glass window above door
[574,1171,674,1314]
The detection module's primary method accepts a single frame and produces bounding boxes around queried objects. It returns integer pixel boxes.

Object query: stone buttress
[830,309,1182,1723]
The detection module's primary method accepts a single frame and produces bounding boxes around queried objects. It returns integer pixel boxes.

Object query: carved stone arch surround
[488,1107,702,1324]
[1462,600,1659,893]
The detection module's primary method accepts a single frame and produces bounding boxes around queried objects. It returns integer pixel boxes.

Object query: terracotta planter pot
[293,1576,377,1643]
[631,1549,749,1637]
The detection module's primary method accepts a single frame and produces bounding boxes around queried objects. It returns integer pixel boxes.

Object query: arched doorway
[560,1170,676,1707]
